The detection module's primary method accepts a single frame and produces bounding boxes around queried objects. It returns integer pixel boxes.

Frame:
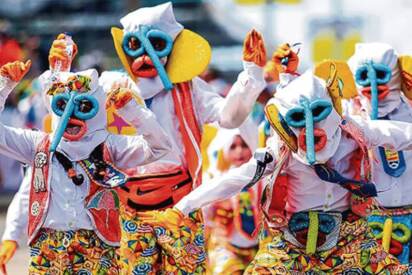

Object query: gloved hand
[0,240,18,275]
[243,29,267,67]
[0,60,31,83]
[106,88,134,110]
[272,43,299,74]
[48,33,78,71]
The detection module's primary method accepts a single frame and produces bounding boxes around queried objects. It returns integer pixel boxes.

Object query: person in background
[205,117,261,275]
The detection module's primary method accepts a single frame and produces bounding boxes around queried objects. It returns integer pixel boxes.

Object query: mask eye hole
[312,105,326,117]
[56,99,67,112]
[149,37,166,52]
[128,36,141,51]
[310,100,332,123]
[291,112,304,122]
[376,69,387,80]
[355,66,370,87]
[73,95,99,120]
[285,108,306,128]
[360,69,368,81]
[78,100,93,113]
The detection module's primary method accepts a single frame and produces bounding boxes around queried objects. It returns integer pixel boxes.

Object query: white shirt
[370,98,412,207]
[137,62,266,174]
[176,117,412,216]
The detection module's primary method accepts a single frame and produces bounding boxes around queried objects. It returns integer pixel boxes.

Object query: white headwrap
[348,43,402,118]
[39,69,108,161]
[272,71,342,165]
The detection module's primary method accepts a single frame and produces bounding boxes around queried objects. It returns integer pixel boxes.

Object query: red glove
[243,29,267,67]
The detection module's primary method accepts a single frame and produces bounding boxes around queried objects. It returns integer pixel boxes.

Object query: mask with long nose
[348,43,402,119]
[40,69,108,160]
[122,25,174,90]
[273,71,342,165]
[111,2,211,99]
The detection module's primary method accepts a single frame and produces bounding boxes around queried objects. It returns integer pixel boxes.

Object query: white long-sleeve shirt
[176,117,412,216]
[0,83,171,232]
[137,62,265,174]
[370,98,412,207]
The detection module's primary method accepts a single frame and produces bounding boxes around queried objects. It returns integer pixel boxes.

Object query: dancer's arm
[106,89,172,168]
[194,30,267,129]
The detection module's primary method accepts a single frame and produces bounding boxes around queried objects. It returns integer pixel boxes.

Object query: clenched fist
[272,43,299,74]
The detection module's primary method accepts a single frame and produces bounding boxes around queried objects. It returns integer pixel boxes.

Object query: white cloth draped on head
[208,116,258,169]
[272,71,342,165]
[348,43,402,118]
[120,2,184,39]
[38,69,108,161]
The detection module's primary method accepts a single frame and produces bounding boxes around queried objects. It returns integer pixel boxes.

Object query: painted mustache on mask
[355,61,392,120]
[285,97,332,165]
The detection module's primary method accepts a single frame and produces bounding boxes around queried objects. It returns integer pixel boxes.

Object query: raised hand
[243,29,267,67]
[272,43,299,74]
[106,87,135,110]
[0,60,31,82]
[48,33,78,71]
[0,240,18,275]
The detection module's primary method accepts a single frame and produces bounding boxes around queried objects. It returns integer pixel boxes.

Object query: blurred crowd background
[0,0,411,194]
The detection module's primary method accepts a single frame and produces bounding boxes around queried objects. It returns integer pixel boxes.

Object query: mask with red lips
[272,71,342,165]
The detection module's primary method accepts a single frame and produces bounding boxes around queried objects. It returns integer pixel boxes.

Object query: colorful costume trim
[29,228,119,275]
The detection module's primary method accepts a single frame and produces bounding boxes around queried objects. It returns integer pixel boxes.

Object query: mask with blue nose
[122,25,174,90]
[285,96,333,165]
[355,61,392,120]
[48,76,100,152]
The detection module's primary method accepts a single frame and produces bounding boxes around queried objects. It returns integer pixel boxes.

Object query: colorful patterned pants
[368,207,412,267]
[208,234,257,275]
[245,215,406,274]
[118,206,207,274]
[29,228,119,275]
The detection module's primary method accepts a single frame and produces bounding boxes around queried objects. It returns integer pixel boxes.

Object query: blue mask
[122,25,174,90]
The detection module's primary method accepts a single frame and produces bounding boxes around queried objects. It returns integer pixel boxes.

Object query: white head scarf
[348,43,402,118]
[39,69,108,161]
[119,2,184,99]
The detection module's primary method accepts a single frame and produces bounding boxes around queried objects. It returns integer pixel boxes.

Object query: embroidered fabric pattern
[118,206,206,274]
[245,215,406,274]
[28,228,119,275]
